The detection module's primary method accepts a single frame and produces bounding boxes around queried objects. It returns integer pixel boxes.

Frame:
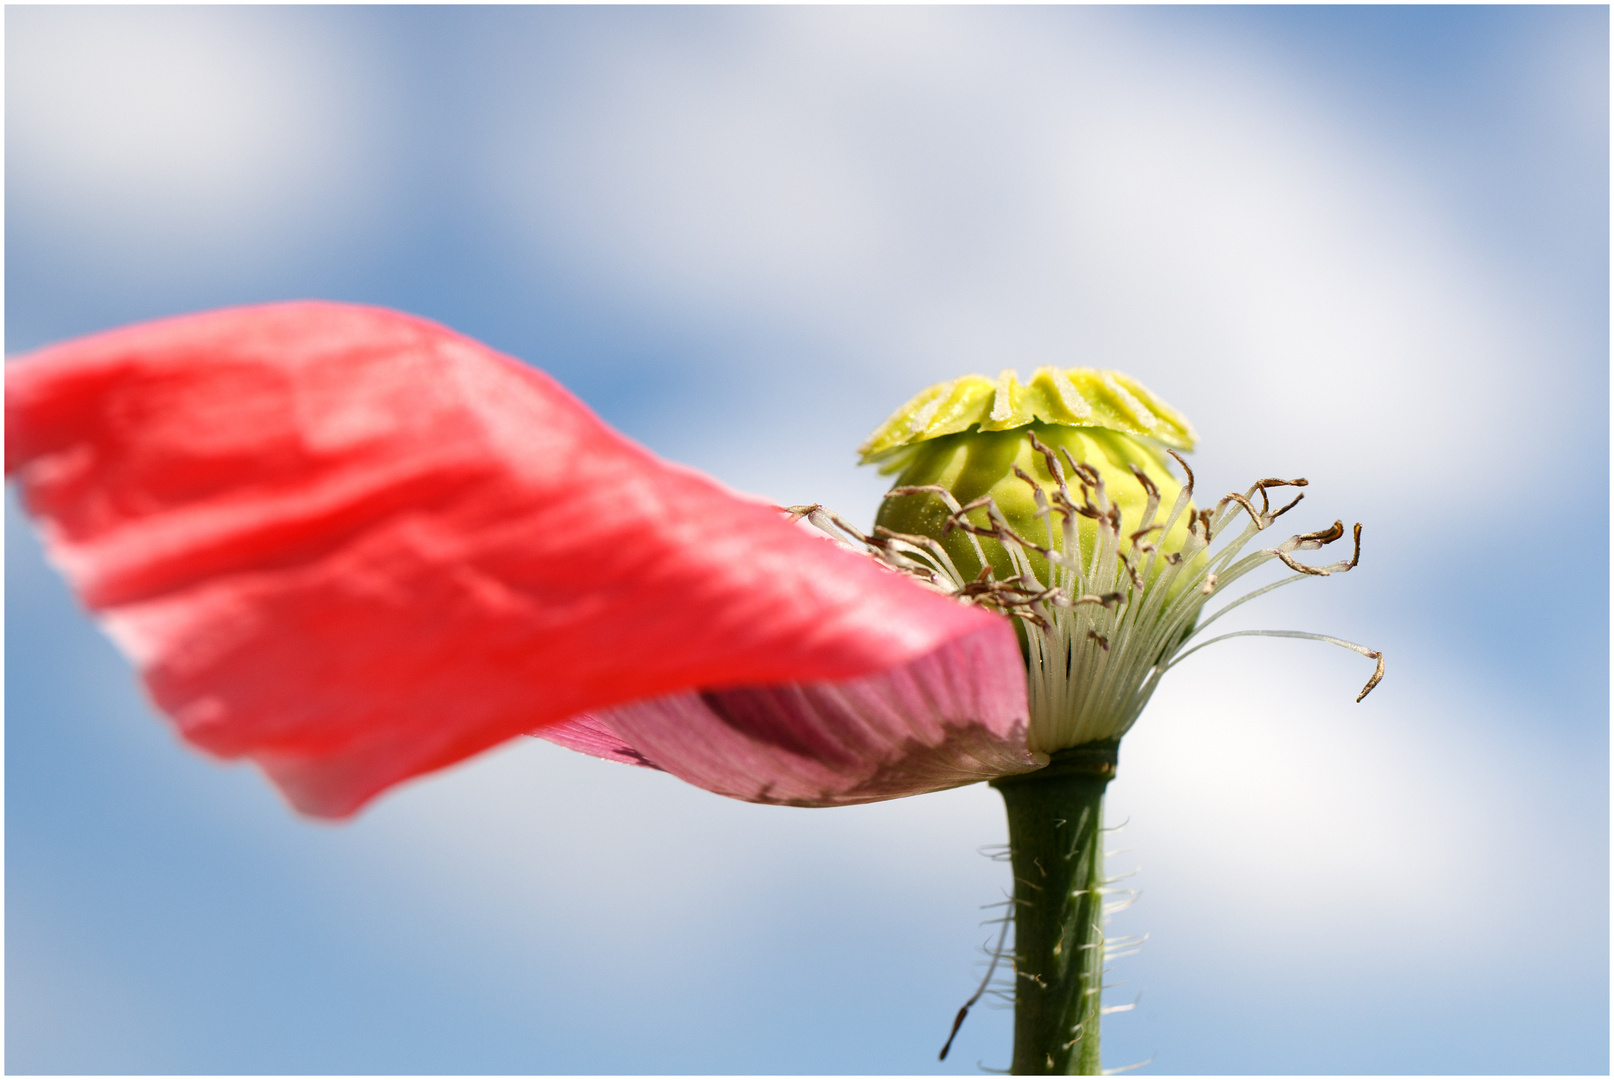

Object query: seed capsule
[860,368,1197,586]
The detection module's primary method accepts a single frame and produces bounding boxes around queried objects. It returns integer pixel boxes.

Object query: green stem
[990,740,1118,1075]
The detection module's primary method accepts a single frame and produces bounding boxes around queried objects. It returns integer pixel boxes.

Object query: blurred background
[6,6,1607,1074]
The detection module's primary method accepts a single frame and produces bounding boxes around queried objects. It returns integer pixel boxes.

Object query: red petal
[582,623,1043,806]
[6,302,1013,817]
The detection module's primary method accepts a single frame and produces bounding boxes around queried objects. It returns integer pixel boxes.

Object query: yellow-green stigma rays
[858,367,1196,466]
[808,367,1383,756]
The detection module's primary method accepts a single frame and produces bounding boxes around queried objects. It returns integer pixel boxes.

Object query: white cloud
[485,8,1554,515]
[7,7,392,280]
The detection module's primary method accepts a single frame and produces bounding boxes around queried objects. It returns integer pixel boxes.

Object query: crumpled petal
[573,621,1043,806]
[6,302,1026,817]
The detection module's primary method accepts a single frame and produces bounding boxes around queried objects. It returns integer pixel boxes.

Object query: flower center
[795,429,1382,754]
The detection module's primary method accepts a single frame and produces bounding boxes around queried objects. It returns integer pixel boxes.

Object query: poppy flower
[5,301,1384,813]
[7,300,1382,1074]
[4,301,1045,818]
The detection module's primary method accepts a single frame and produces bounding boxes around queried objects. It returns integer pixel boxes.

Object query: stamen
[1025,431,1069,490]
[1357,651,1385,702]
[1273,550,1332,576]
[1270,491,1306,519]
[820,432,1381,749]
[883,484,993,569]
[1215,491,1265,529]
[1130,525,1162,549]
[1168,630,1385,702]
[1250,477,1307,520]
[1294,520,1345,549]
[1166,449,1196,498]
[937,902,1015,1061]
[1128,464,1160,503]
[1117,551,1144,592]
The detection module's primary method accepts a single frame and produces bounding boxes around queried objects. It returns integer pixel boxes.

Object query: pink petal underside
[558,622,1043,806]
[536,713,664,770]
[5,302,1013,818]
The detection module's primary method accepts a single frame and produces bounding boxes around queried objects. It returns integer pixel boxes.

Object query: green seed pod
[861,368,1197,587]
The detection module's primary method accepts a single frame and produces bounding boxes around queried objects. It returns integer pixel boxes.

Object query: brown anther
[1012,464,1044,496]
[1073,464,1102,494]
[782,503,821,521]
[1250,477,1304,517]
[1215,491,1264,529]
[1270,491,1305,520]
[871,525,936,549]
[1274,549,1331,576]
[1025,431,1070,490]
[944,496,999,538]
[939,1005,970,1062]
[1118,551,1144,591]
[979,511,1058,559]
[1128,464,1160,502]
[1129,524,1163,544]
[1167,449,1196,496]
[1087,630,1110,651]
[1345,523,1362,569]
[1296,520,1345,547]
[1356,651,1385,702]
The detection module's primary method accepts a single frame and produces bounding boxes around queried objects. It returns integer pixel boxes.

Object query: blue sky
[6,6,1608,1074]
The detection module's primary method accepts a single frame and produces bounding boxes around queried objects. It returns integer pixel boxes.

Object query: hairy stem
[991,741,1118,1075]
